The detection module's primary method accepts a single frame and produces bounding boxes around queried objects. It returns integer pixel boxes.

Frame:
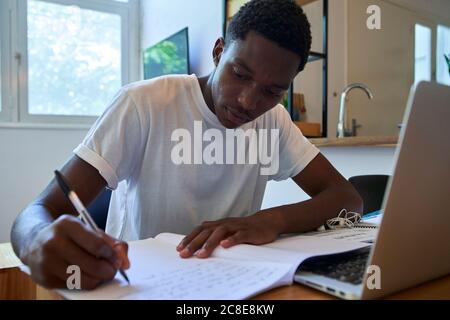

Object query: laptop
[294,81,450,300]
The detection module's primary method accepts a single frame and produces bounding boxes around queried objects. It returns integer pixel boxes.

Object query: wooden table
[2,243,450,300]
[1,266,449,300]
[255,275,450,300]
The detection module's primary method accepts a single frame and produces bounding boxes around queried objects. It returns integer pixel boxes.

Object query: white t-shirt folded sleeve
[269,106,320,181]
[73,89,145,189]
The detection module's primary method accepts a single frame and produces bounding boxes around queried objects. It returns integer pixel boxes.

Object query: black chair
[348,175,390,215]
[86,188,112,230]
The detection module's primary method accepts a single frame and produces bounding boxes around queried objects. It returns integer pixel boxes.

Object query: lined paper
[58,238,293,300]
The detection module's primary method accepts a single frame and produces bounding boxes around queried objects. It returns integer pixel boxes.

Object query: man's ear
[212,37,225,67]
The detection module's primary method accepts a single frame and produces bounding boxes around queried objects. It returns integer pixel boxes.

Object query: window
[0,0,139,124]
[414,24,432,85]
[437,25,450,86]
[0,6,4,118]
[0,1,12,122]
[0,37,2,114]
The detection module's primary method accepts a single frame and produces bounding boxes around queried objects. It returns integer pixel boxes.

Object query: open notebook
[46,228,377,300]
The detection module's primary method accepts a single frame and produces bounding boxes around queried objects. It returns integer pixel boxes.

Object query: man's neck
[197,74,216,115]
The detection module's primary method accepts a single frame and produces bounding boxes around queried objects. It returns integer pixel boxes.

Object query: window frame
[436,24,450,86]
[0,0,18,122]
[1,0,140,125]
[414,23,433,85]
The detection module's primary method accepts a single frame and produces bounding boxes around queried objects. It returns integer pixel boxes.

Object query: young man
[11,0,362,290]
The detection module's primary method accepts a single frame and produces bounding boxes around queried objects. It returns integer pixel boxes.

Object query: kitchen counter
[309,136,398,148]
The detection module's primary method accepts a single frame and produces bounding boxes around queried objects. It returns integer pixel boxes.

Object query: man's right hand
[21,214,130,290]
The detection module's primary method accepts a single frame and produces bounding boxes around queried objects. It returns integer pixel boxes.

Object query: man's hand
[21,214,130,290]
[176,213,282,259]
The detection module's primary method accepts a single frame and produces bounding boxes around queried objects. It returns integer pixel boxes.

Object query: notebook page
[57,238,293,300]
[155,232,305,268]
[264,231,374,253]
[155,232,372,269]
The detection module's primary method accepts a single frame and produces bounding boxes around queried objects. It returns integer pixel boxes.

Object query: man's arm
[10,155,130,289]
[177,153,363,258]
[265,152,363,234]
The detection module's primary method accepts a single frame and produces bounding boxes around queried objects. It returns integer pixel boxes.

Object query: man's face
[210,31,301,129]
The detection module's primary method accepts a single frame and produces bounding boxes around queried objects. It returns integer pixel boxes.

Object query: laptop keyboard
[299,248,371,285]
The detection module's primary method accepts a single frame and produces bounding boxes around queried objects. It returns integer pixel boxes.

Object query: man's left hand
[176,213,282,258]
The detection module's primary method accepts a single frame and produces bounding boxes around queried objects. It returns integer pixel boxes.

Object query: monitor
[143,27,190,80]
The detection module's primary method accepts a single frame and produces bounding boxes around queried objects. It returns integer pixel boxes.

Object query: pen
[54,170,130,284]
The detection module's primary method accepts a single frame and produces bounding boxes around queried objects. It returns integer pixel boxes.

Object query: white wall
[327,0,348,138]
[347,0,414,137]
[0,127,88,242]
[141,0,224,77]
[262,146,396,209]
[388,0,450,21]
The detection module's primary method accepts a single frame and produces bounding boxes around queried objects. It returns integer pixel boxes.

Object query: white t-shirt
[74,74,319,241]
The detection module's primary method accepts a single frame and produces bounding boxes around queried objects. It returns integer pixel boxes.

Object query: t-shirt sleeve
[269,105,320,181]
[73,89,145,189]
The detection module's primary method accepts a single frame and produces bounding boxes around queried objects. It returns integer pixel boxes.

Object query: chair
[348,175,390,215]
[86,188,112,230]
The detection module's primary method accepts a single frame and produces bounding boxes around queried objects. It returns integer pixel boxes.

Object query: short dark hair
[225,0,312,72]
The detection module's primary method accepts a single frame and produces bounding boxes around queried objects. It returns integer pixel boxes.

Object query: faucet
[337,83,374,138]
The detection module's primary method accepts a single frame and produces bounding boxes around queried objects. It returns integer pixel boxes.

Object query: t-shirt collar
[189,74,226,129]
